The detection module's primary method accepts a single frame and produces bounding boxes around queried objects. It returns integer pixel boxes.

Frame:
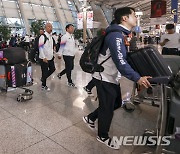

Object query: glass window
[6,18,23,27]
[67,0,78,24]
[0,16,6,24]
[53,21,63,34]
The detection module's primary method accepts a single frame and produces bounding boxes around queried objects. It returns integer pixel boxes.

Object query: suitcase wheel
[122,102,135,113]
[26,81,33,86]
[0,88,7,93]
[132,100,141,105]
[25,89,30,93]
[17,95,24,102]
[24,89,33,95]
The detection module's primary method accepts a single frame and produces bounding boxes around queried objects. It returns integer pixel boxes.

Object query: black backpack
[79,30,119,74]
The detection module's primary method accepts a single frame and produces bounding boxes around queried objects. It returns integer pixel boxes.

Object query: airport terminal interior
[0,0,180,154]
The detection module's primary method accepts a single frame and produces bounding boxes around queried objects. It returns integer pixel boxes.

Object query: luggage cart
[126,46,180,153]
[130,83,161,107]
[0,59,33,102]
[142,75,180,154]
[129,52,180,109]
[148,78,169,154]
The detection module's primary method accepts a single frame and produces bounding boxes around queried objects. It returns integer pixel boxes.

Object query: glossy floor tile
[0,117,46,154]
[17,139,72,154]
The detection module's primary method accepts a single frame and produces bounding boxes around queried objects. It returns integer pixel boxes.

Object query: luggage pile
[0,47,33,101]
[127,46,180,153]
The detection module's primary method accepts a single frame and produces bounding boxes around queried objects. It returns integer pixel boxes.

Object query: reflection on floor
[0,49,159,154]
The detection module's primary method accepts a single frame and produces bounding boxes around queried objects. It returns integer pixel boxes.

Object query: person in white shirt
[160,24,180,55]
[39,23,56,91]
[57,24,76,87]
[23,34,30,50]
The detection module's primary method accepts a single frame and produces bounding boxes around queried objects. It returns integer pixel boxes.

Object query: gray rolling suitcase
[163,55,180,75]
[127,46,172,77]
[0,65,7,91]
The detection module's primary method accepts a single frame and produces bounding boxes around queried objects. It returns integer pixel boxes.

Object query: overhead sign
[171,0,178,23]
[150,0,166,18]
[176,24,180,33]
[135,11,143,16]
[150,17,166,25]
[77,11,93,29]
[87,11,93,29]
[77,12,83,29]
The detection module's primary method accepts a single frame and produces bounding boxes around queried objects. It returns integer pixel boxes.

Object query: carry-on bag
[0,47,26,65]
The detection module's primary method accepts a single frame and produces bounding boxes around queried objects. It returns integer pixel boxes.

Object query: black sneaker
[83,116,96,131]
[67,82,77,88]
[83,86,92,95]
[57,73,61,79]
[41,86,50,91]
[96,136,120,150]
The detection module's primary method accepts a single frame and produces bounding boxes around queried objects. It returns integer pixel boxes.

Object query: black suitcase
[0,47,26,65]
[127,46,172,77]
[6,61,32,87]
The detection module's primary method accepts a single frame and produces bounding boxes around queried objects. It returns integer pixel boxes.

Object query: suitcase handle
[0,58,8,61]
[0,75,6,79]
[148,76,171,84]
[7,72,11,80]
[0,58,8,64]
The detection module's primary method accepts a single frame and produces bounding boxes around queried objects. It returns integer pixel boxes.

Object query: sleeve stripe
[39,44,44,48]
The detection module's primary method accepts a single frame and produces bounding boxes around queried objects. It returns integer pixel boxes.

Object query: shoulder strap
[42,34,48,44]
[52,37,55,47]
[100,30,122,63]
[99,55,111,65]
[43,34,55,47]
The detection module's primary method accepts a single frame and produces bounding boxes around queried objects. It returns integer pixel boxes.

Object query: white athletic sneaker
[83,116,96,131]
[97,136,120,150]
